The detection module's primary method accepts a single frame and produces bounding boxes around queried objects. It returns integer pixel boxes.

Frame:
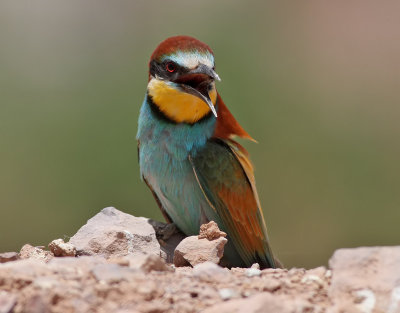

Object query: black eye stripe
[149,59,188,80]
[149,60,164,78]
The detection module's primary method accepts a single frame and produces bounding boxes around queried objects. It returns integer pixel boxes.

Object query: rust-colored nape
[213,93,255,141]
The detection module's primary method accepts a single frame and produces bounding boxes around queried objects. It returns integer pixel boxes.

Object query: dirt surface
[0,207,399,313]
[0,256,330,313]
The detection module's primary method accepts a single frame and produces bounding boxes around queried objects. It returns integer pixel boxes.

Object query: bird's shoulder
[190,138,254,194]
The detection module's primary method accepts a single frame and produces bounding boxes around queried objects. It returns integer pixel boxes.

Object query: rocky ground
[0,207,399,313]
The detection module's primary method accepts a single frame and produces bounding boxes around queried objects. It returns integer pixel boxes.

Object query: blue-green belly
[137,97,218,235]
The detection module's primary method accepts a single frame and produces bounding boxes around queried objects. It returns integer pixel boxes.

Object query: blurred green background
[1,0,399,268]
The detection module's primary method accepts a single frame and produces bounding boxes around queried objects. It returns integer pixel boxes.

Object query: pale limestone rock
[0,252,19,263]
[328,246,400,313]
[68,207,163,259]
[117,253,174,273]
[198,221,227,240]
[219,288,239,301]
[192,261,231,283]
[245,267,261,277]
[48,239,76,257]
[19,244,53,262]
[173,220,227,267]
[174,235,227,267]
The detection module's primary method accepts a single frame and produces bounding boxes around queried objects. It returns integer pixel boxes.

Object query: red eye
[166,62,176,73]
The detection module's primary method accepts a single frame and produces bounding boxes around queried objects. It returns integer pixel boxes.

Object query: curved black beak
[177,63,220,117]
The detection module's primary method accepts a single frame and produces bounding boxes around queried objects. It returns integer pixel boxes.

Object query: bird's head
[147,36,220,124]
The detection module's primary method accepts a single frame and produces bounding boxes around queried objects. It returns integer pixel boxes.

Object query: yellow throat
[147,78,217,123]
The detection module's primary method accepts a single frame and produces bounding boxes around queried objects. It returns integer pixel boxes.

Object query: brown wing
[190,139,277,268]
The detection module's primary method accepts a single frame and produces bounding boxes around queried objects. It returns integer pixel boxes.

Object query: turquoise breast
[136,95,217,235]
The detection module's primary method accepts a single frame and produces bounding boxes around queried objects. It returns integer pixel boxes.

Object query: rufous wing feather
[189,138,276,268]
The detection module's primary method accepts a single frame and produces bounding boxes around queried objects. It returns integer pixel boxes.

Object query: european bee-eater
[137,36,278,268]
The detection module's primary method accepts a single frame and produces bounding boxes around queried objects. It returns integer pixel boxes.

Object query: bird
[136,35,279,268]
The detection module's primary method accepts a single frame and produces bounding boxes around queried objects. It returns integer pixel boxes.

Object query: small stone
[127,254,174,273]
[48,239,76,257]
[107,257,130,266]
[251,263,260,270]
[174,236,227,267]
[219,288,238,300]
[19,244,53,262]
[0,291,17,313]
[192,261,231,283]
[141,254,173,273]
[301,274,324,287]
[262,278,281,292]
[198,221,227,240]
[242,290,254,298]
[91,264,135,283]
[0,252,19,263]
[325,269,332,278]
[245,268,261,277]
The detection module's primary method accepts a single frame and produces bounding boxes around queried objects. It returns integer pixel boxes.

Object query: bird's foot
[148,220,181,241]
[158,223,179,241]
